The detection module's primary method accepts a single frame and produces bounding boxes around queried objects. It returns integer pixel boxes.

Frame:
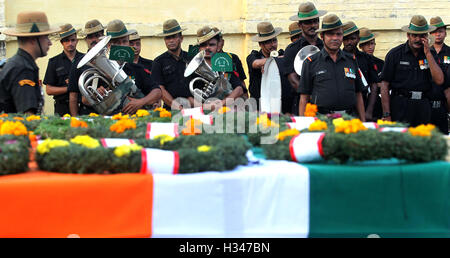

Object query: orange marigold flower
[0,113,8,118]
[154,107,167,112]
[70,118,88,128]
[335,119,367,134]
[408,124,435,137]
[13,116,24,121]
[159,110,172,118]
[110,119,136,134]
[304,103,318,117]
[0,121,28,136]
[112,113,130,120]
[276,129,300,141]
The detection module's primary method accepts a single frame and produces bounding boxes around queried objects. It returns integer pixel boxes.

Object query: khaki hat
[3,11,60,37]
[317,14,346,33]
[251,22,282,42]
[106,19,133,39]
[129,29,140,41]
[401,15,436,34]
[430,16,449,31]
[290,2,327,22]
[83,19,104,35]
[59,23,77,40]
[196,26,221,45]
[157,19,187,37]
[359,27,377,44]
[343,21,360,37]
[212,26,222,38]
[286,22,302,39]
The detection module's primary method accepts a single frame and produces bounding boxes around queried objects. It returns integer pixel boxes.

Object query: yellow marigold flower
[110,119,136,134]
[70,118,88,128]
[218,106,231,114]
[112,113,130,120]
[309,120,328,131]
[304,103,318,117]
[114,144,143,158]
[70,135,100,149]
[408,124,436,137]
[159,110,172,118]
[63,114,71,118]
[256,114,280,129]
[276,129,300,141]
[136,109,150,117]
[89,113,99,117]
[26,115,41,121]
[332,118,345,127]
[335,119,367,134]
[154,134,175,145]
[37,139,70,155]
[0,121,28,136]
[377,119,396,125]
[197,145,212,152]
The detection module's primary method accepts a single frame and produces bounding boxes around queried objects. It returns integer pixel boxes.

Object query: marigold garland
[0,113,8,118]
[70,135,100,149]
[304,103,318,117]
[377,120,397,125]
[154,134,175,145]
[136,109,150,117]
[37,139,70,154]
[159,110,172,118]
[256,114,279,129]
[112,113,130,120]
[309,119,328,131]
[109,118,136,134]
[408,124,436,137]
[70,118,88,128]
[26,115,41,122]
[0,121,28,136]
[154,107,167,112]
[218,106,231,114]
[89,113,99,117]
[114,144,143,158]
[197,145,212,152]
[13,117,24,121]
[334,118,367,134]
[276,129,300,141]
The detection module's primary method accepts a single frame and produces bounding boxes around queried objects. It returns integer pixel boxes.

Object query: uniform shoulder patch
[144,69,152,75]
[18,79,36,87]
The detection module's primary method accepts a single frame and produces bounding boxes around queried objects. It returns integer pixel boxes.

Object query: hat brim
[60,29,80,40]
[157,28,187,37]
[109,30,135,39]
[251,27,283,42]
[316,22,347,33]
[289,10,327,21]
[401,25,436,34]
[359,33,377,44]
[3,26,61,37]
[430,24,450,32]
[343,27,361,37]
[286,31,302,39]
[197,30,222,45]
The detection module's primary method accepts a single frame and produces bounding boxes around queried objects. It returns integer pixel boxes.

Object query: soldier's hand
[122,97,144,114]
[97,86,107,96]
[422,37,431,55]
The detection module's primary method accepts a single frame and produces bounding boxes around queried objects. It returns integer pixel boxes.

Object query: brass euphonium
[184,50,232,102]
[77,35,143,115]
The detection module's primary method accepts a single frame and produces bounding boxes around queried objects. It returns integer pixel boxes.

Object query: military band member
[284,2,327,92]
[286,22,302,43]
[44,24,83,116]
[0,11,59,114]
[246,22,285,110]
[152,19,193,110]
[298,14,366,121]
[380,15,444,126]
[429,16,450,134]
[68,19,105,116]
[129,29,153,72]
[195,26,243,109]
[342,22,381,121]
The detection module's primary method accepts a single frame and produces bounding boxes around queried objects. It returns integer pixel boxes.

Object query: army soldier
[380,15,444,126]
[0,11,59,114]
[286,22,302,43]
[298,14,366,121]
[429,16,450,134]
[44,24,83,116]
[246,22,285,110]
[213,26,249,99]
[129,29,153,72]
[342,22,381,121]
[195,26,243,109]
[152,19,193,110]
[68,19,105,116]
[358,27,384,120]
[284,2,327,92]
[103,20,161,114]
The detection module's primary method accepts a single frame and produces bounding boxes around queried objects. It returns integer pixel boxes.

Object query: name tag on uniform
[444,56,450,64]
[344,68,356,79]
[315,70,326,76]
[419,59,429,70]
[399,61,410,66]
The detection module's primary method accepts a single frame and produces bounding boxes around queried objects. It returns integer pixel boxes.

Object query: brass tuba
[77,36,143,115]
[184,50,233,102]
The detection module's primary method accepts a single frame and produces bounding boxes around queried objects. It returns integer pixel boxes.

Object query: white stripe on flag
[146,123,179,139]
[152,160,309,238]
[141,149,179,175]
[100,138,135,148]
[181,107,204,117]
[289,117,316,130]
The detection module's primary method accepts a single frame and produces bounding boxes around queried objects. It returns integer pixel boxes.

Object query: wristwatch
[382,112,391,118]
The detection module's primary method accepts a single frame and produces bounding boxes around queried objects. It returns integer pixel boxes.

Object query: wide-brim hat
[401,15,436,34]
[59,23,77,40]
[286,22,302,39]
[316,14,346,33]
[290,2,327,22]
[3,11,60,37]
[430,16,449,31]
[129,29,140,41]
[358,27,377,44]
[343,21,360,37]
[196,26,221,45]
[157,19,187,37]
[251,22,282,42]
[83,19,104,36]
[106,19,133,39]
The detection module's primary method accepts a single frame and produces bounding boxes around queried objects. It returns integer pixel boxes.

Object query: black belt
[391,89,428,100]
